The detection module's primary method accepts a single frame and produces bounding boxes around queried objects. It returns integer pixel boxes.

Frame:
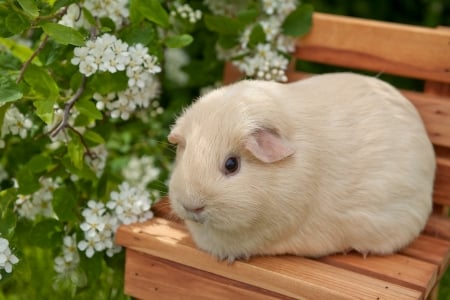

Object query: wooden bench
[116,12,450,300]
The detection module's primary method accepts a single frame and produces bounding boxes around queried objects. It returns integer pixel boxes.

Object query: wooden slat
[319,252,438,297]
[433,158,450,207]
[116,218,422,300]
[401,235,450,277]
[125,249,291,300]
[403,91,450,149]
[425,214,450,241]
[296,13,450,83]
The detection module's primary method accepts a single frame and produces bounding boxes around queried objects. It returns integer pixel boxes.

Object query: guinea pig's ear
[168,128,182,145]
[245,128,295,163]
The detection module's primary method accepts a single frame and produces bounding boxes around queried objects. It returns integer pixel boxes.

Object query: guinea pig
[167,72,435,263]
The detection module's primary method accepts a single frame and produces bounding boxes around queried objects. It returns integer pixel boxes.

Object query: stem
[67,125,96,160]
[48,75,87,138]
[16,35,49,84]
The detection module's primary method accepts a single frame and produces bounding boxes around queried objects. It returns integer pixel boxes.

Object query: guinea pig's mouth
[184,210,206,224]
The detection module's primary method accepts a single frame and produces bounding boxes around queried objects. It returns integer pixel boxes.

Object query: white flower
[107,181,153,225]
[1,106,33,140]
[73,37,161,119]
[54,234,80,274]
[62,234,79,263]
[85,145,108,178]
[0,165,8,182]
[15,177,59,220]
[165,48,189,85]
[80,214,105,238]
[172,2,202,23]
[93,92,116,111]
[122,156,161,189]
[0,238,19,275]
[82,200,106,219]
[78,235,98,258]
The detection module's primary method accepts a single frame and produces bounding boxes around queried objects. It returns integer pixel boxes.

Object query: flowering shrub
[0,0,311,298]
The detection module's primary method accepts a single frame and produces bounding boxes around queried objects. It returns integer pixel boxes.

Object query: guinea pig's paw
[215,253,250,265]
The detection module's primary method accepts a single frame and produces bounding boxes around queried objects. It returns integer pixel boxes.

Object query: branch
[48,75,87,138]
[67,125,97,160]
[16,35,49,84]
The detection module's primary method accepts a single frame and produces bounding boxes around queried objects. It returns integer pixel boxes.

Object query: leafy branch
[16,35,49,84]
[48,75,87,138]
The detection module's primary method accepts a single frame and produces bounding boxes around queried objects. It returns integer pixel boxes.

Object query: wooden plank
[433,158,450,207]
[296,13,450,83]
[401,235,450,277]
[425,214,450,241]
[116,217,422,300]
[403,91,450,149]
[125,249,291,300]
[319,252,438,297]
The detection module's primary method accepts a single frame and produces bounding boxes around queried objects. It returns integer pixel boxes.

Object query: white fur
[168,73,436,262]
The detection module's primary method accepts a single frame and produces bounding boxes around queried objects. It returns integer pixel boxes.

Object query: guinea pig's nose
[183,204,205,214]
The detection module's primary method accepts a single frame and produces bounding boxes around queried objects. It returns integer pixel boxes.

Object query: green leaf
[0,75,23,104]
[0,189,17,238]
[204,14,244,35]
[119,21,156,46]
[0,8,14,38]
[16,166,40,195]
[237,9,259,26]
[33,99,55,124]
[41,23,85,46]
[79,251,103,282]
[0,103,10,136]
[75,98,102,120]
[134,0,169,28]
[0,52,22,70]
[82,7,96,26]
[6,12,30,34]
[248,24,266,48]
[84,130,105,145]
[89,72,128,94]
[53,187,77,221]
[17,0,39,18]
[30,219,63,248]
[23,64,59,102]
[0,37,41,65]
[165,34,193,48]
[68,139,85,170]
[26,154,52,173]
[61,155,97,181]
[217,34,239,49]
[282,4,314,37]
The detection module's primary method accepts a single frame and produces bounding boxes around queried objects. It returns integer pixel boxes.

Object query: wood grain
[296,13,450,83]
[125,249,291,300]
[117,217,425,300]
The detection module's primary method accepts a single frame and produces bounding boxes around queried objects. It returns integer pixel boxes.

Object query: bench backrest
[223,12,450,215]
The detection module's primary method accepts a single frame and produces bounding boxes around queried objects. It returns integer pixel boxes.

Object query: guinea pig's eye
[223,156,240,175]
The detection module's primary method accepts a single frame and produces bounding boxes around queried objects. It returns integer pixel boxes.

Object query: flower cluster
[59,0,129,29]
[107,182,154,225]
[54,234,80,275]
[72,34,162,120]
[0,105,33,148]
[0,237,19,280]
[15,177,60,220]
[164,48,190,86]
[76,182,153,259]
[170,2,202,23]
[122,156,161,190]
[206,0,299,82]
[78,200,121,258]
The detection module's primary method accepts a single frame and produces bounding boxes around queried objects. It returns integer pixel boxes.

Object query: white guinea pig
[168,72,435,263]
